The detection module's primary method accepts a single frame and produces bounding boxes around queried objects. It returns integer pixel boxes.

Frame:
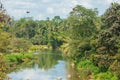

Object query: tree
[102,2,120,29]
[13,19,38,39]
[97,3,120,55]
[0,29,10,53]
[68,5,98,38]
[63,5,98,61]
[94,3,120,77]
[0,2,11,53]
[9,38,32,52]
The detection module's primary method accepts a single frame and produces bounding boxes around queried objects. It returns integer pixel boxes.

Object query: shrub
[95,71,118,80]
[77,60,100,75]
[92,54,114,72]
[109,59,120,79]
[9,38,32,52]
[5,53,34,63]
[6,54,18,63]
[24,53,34,59]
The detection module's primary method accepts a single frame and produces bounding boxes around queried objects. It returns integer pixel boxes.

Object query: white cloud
[13,9,25,13]
[42,0,50,3]
[61,8,69,14]
[2,0,120,20]
[17,2,37,8]
[12,9,26,18]
[37,14,45,20]
[4,0,37,9]
[46,7,54,14]
[80,0,93,8]
[96,0,120,6]
[8,69,51,80]
[71,0,78,6]
[106,0,116,4]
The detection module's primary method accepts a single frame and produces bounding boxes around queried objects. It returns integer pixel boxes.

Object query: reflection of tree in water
[34,50,63,70]
[9,50,63,71]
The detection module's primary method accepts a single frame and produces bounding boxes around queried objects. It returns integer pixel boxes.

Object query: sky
[1,0,120,20]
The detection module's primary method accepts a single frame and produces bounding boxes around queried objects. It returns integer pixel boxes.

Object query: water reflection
[35,51,62,70]
[7,51,67,80]
[8,61,67,80]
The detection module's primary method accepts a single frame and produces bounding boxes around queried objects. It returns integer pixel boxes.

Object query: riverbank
[10,45,52,53]
[0,52,35,79]
[29,45,52,53]
[0,48,62,80]
[1,50,67,80]
[66,58,119,80]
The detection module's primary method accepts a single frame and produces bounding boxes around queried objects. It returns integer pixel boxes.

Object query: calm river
[7,51,76,80]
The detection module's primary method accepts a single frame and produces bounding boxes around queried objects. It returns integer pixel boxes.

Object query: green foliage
[0,52,34,79]
[63,3,120,80]
[48,32,63,49]
[24,53,34,59]
[77,60,100,75]
[0,3,11,53]
[30,20,48,45]
[95,71,118,80]
[94,3,120,80]
[62,5,99,62]
[109,59,120,79]
[5,53,34,63]
[1,2,120,79]
[9,38,32,52]
[13,19,38,39]
[0,29,11,53]
[29,45,50,52]
[0,2,10,25]
[68,5,98,39]
[92,54,114,72]
[10,16,66,50]
[29,45,39,51]
[69,39,91,60]
[31,34,47,45]
[97,3,120,55]
[6,54,18,62]
[102,2,120,28]
[97,23,120,55]
[0,54,9,79]
[94,3,120,79]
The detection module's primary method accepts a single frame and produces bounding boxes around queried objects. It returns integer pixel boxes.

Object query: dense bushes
[95,71,118,80]
[9,38,32,53]
[0,29,11,53]
[0,53,34,79]
[0,54,9,79]
[77,60,100,75]
[61,3,120,80]
[75,59,119,80]
[5,53,34,63]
